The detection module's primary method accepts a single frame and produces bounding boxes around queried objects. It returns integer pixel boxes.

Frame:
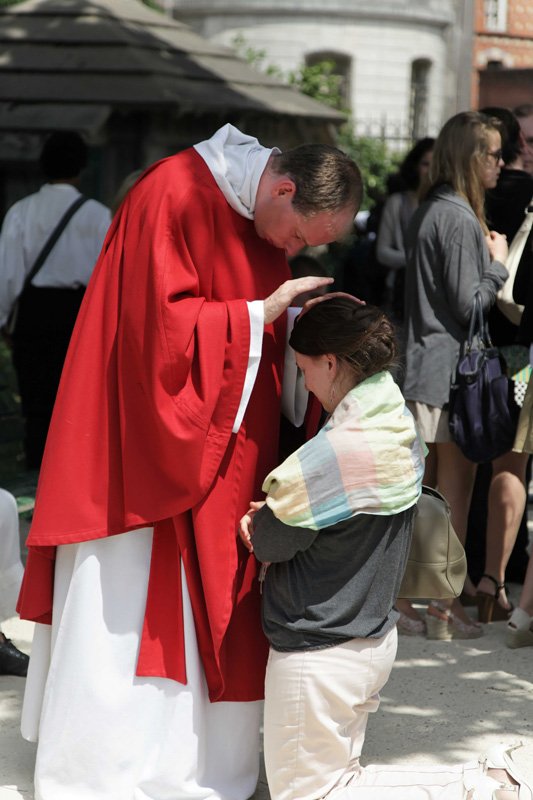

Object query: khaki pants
[264,629,491,800]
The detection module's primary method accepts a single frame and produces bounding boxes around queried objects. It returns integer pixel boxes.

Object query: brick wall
[472,0,533,108]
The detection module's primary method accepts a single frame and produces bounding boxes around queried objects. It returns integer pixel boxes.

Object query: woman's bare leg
[477,450,528,611]
[434,442,478,622]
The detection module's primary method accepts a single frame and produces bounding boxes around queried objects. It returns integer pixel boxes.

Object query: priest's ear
[271,177,296,200]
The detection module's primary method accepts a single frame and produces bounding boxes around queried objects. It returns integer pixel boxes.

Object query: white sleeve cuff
[232,301,264,433]
[281,307,308,427]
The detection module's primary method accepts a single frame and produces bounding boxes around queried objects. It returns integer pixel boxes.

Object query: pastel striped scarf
[262,371,425,530]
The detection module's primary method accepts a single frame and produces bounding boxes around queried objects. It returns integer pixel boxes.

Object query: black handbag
[448,292,519,463]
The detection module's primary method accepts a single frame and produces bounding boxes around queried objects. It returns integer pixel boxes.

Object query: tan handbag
[398,486,467,600]
[496,197,533,326]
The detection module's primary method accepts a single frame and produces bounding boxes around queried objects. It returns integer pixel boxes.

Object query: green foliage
[233,36,344,110]
[287,60,346,112]
[336,127,402,210]
[140,0,164,9]
[232,34,284,78]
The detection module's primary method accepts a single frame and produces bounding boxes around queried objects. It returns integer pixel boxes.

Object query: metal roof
[0,0,345,132]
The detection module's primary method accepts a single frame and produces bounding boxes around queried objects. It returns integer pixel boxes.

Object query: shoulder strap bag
[4,194,88,336]
[398,485,467,600]
[448,292,519,463]
[496,197,533,325]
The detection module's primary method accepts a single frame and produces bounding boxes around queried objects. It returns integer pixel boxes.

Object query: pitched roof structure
[0,0,344,134]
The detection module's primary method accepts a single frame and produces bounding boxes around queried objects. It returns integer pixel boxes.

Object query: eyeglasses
[486,149,503,163]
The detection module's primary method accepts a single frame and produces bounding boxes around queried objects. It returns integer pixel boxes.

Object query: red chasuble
[17,149,291,701]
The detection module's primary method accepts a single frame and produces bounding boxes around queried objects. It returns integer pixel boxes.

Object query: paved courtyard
[1,603,533,799]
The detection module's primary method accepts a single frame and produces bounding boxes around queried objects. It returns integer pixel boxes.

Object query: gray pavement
[1,600,532,800]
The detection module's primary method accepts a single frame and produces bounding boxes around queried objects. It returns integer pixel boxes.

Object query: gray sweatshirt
[251,504,416,652]
[403,185,508,408]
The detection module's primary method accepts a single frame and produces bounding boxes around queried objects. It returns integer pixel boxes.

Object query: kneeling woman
[239,296,531,800]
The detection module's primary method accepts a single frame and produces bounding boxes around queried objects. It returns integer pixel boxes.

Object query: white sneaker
[507,608,533,649]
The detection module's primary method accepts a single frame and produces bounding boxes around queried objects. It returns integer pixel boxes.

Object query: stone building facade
[170,0,474,148]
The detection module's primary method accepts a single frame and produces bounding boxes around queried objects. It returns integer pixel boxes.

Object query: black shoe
[0,637,29,677]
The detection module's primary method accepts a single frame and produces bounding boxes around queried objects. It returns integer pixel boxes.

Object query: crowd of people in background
[306,103,533,650]
[0,105,533,799]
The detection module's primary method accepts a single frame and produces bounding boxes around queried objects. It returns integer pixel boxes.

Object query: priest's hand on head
[264,277,333,325]
[299,291,365,318]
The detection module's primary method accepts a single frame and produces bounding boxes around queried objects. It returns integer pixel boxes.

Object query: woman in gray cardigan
[403,111,509,639]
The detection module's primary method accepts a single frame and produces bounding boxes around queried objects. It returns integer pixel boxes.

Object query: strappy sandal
[477,574,514,623]
[397,611,426,636]
[426,601,483,640]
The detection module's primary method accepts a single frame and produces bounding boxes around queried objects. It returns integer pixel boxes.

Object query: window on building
[484,0,508,32]
[305,51,351,111]
[409,59,431,141]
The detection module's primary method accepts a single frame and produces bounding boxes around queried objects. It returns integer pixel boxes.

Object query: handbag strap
[466,292,493,351]
[22,194,88,291]
[420,484,450,509]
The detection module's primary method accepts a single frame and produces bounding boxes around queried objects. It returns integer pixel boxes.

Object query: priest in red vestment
[17,124,362,800]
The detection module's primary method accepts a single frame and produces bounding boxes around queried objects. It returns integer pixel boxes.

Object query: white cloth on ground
[22,528,261,800]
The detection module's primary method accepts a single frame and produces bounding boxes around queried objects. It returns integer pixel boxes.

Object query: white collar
[194,123,279,219]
